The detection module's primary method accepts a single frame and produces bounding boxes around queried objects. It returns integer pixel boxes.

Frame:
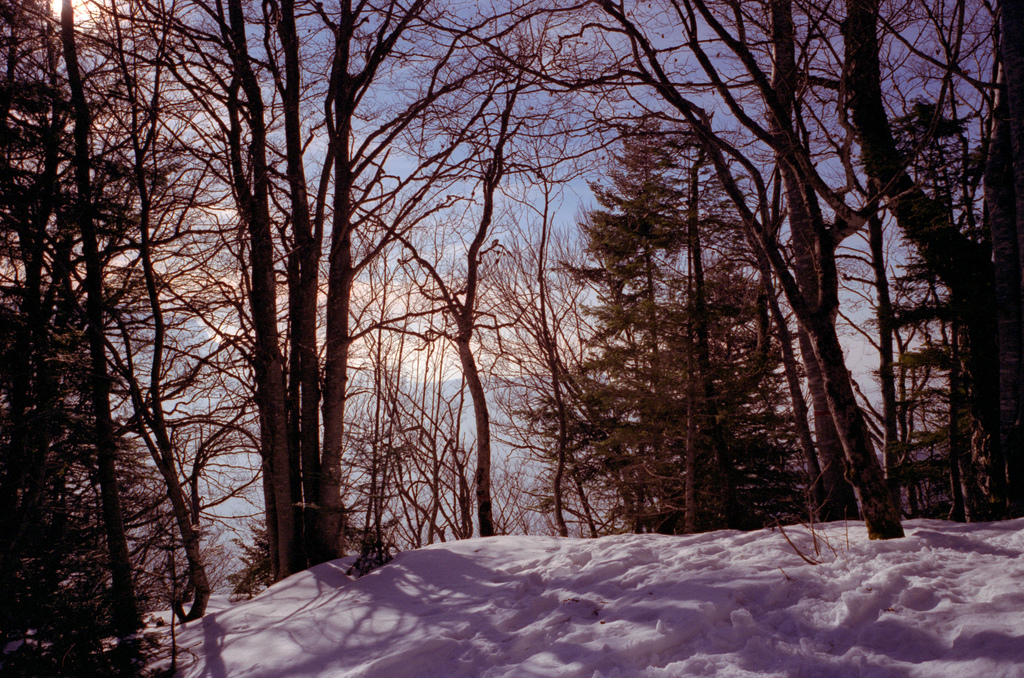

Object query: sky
[159,517,1024,677]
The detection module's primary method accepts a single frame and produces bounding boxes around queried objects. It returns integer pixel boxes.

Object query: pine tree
[568,130,800,534]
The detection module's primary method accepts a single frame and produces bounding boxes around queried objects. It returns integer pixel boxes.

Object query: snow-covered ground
[170,519,1024,677]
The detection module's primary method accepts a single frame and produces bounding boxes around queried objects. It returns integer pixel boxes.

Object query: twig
[777,521,820,565]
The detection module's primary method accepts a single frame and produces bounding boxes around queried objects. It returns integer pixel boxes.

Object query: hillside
[171,519,1024,677]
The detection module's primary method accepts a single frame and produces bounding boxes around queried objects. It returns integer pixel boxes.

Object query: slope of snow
[173,519,1024,677]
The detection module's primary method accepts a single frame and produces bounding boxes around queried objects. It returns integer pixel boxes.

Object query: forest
[2,0,1023,672]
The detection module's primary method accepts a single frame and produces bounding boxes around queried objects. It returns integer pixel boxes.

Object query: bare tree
[154,0,488,572]
[583,0,903,537]
[398,74,524,536]
[842,0,1003,518]
[993,0,1024,512]
[60,0,141,629]
[490,177,602,538]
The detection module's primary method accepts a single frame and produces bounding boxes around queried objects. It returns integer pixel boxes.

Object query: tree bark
[770,0,857,522]
[536,216,570,537]
[805,311,905,537]
[948,323,967,521]
[687,154,735,529]
[867,208,901,509]
[260,419,281,580]
[457,338,494,536]
[843,0,1005,518]
[797,329,859,519]
[224,0,303,577]
[60,0,140,631]
[684,306,697,533]
[459,141,505,538]
[276,0,324,564]
[0,42,61,621]
[998,0,1024,512]
[320,81,354,558]
[754,252,826,517]
[987,68,1022,514]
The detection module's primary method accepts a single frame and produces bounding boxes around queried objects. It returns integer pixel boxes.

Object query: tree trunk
[278,0,324,562]
[128,244,211,621]
[224,0,302,577]
[0,49,60,617]
[261,430,281,581]
[948,323,967,521]
[113,19,212,616]
[153,446,211,621]
[797,329,860,520]
[548,351,570,538]
[805,312,905,538]
[445,88,517,539]
[319,24,361,561]
[455,437,474,539]
[457,337,494,536]
[843,0,1005,517]
[770,0,858,522]
[687,152,736,529]
[684,321,697,533]
[684,196,697,533]
[998,0,1024,512]
[755,254,826,517]
[867,208,902,509]
[60,0,140,631]
[533,204,570,537]
[987,69,1022,514]
[320,225,352,558]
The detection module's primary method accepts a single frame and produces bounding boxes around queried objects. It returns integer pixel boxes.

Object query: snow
[171,519,1024,677]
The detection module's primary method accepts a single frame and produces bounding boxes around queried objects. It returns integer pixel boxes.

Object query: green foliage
[884,99,985,519]
[228,522,274,600]
[0,310,152,676]
[562,129,800,534]
[346,532,396,578]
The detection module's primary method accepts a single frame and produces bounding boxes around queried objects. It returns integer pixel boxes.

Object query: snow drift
[173,519,1024,677]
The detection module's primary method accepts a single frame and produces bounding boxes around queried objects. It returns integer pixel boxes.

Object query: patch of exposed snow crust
[175,519,1024,677]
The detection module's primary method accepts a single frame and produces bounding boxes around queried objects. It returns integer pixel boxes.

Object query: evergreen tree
[229,522,274,600]
[567,130,800,534]
[1,2,155,670]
